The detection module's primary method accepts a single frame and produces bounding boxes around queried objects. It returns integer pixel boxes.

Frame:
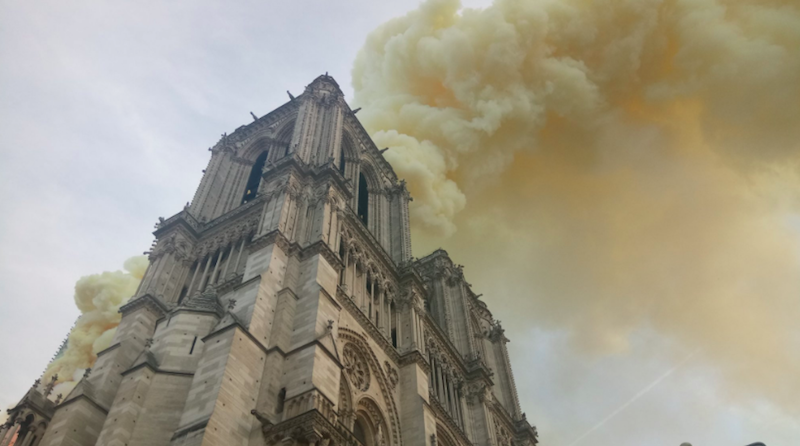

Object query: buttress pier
[1,75,538,446]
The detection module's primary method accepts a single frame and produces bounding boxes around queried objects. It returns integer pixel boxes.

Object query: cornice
[121,361,195,378]
[56,393,108,415]
[119,294,169,318]
[153,210,202,238]
[300,240,344,272]
[397,349,430,375]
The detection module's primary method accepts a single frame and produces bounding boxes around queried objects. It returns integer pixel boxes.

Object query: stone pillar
[20,427,35,446]
[340,250,349,287]
[221,242,235,279]
[435,363,445,403]
[187,260,201,295]
[455,387,464,427]
[0,422,20,446]
[447,374,456,417]
[210,248,224,285]
[369,278,375,321]
[429,356,437,397]
[378,288,384,330]
[31,430,45,446]
[233,237,246,276]
[198,253,213,291]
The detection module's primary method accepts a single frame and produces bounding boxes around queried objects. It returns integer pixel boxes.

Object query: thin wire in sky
[568,349,701,446]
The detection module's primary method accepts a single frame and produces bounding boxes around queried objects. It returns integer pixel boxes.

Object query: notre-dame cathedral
[0,75,537,446]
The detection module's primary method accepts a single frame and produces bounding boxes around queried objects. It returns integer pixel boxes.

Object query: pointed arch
[338,328,402,446]
[339,373,355,429]
[358,172,369,225]
[341,131,359,162]
[436,422,460,446]
[355,396,390,446]
[340,131,359,176]
[241,150,268,204]
[357,158,382,191]
[273,118,295,158]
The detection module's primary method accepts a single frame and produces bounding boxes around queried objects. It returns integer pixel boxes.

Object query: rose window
[343,344,370,392]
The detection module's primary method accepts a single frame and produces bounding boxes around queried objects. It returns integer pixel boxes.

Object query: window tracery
[343,343,371,392]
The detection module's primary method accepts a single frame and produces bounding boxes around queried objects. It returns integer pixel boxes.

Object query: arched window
[339,148,346,175]
[353,419,368,446]
[242,151,269,204]
[390,301,398,348]
[358,172,369,225]
[276,387,286,413]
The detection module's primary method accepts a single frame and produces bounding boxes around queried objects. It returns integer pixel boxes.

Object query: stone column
[369,278,375,321]
[340,249,349,287]
[221,242,235,280]
[429,356,437,397]
[210,248,224,284]
[417,312,425,352]
[198,254,212,292]
[447,374,457,417]
[0,422,20,446]
[436,362,445,403]
[31,428,45,446]
[20,427,36,446]
[187,259,201,295]
[455,387,464,427]
[233,237,246,275]
[378,287,384,330]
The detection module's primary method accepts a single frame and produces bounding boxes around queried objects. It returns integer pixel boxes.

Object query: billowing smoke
[353,0,800,415]
[43,256,147,398]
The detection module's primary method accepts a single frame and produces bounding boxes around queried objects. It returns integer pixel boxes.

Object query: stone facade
[1,75,538,446]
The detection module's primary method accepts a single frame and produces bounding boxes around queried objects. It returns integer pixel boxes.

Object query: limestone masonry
[1,75,538,446]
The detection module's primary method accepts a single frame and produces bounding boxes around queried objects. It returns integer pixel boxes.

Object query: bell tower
[5,75,538,446]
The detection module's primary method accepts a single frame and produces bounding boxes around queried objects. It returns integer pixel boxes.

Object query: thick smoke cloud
[43,257,147,397]
[353,0,800,414]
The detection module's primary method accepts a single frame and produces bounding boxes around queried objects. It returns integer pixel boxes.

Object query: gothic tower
[0,75,538,446]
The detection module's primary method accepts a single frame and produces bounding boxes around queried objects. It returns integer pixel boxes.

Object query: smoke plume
[353,0,800,415]
[43,256,147,397]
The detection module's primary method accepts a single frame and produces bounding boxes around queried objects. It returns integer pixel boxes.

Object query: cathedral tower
[0,75,537,446]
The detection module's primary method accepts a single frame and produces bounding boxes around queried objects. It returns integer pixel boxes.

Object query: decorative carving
[44,374,57,396]
[342,344,370,392]
[466,382,489,404]
[494,416,514,446]
[488,321,507,343]
[383,361,399,390]
[251,409,273,429]
[338,328,403,446]
[375,424,385,446]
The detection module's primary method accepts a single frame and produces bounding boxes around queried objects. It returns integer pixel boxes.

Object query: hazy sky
[1,1,797,445]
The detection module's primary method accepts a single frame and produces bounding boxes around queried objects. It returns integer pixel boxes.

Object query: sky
[1,1,798,445]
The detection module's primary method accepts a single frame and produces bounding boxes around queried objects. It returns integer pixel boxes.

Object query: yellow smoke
[43,256,147,397]
[353,0,800,413]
